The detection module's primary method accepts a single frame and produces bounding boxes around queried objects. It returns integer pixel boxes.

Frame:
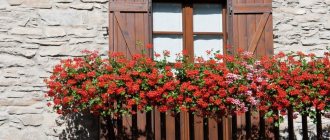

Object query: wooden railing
[101,109,326,140]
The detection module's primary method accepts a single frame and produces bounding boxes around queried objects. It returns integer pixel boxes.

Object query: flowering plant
[257,51,330,123]
[45,46,329,123]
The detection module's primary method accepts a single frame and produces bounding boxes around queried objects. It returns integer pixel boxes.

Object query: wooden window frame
[152,0,227,61]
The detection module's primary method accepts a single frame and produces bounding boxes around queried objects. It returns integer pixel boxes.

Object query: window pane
[194,35,223,61]
[193,4,222,32]
[153,35,183,62]
[153,3,182,32]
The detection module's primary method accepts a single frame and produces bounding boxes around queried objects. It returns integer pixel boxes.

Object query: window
[152,0,226,62]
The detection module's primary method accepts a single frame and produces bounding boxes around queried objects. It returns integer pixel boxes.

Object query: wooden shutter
[227,0,273,57]
[108,1,152,139]
[109,0,152,58]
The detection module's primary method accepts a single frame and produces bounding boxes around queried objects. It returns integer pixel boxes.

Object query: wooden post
[301,112,308,140]
[232,115,237,140]
[274,110,280,140]
[106,117,116,140]
[175,114,181,140]
[245,109,252,140]
[218,118,223,140]
[287,107,294,140]
[259,112,265,140]
[316,109,322,140]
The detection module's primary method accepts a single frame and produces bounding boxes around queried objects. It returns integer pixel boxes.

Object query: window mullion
[183,2,194,62]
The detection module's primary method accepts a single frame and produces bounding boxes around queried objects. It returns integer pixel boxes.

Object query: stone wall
[0,0,108,139]
[0,0,329,139]
[273,0,330,56]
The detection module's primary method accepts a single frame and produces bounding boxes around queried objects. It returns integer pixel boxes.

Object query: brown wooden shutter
[108,1,152,139]
[109,0,152,58]
[227,0,274,57]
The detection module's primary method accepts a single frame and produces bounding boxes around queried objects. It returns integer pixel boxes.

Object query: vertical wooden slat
[189,113,194,140]
[117,116,123,140]
[217,119,223,140]
[166,113,175,140]
[246,0,256,57]
[137,112,146,140]
[245,110,252,140]
[287,107,294,140]
[237,0,248,51]
[209,118,218,140]
[123,115,132,139]
[254,0,264,57]
[183,2,194,62]
[203,118,209,140]
[232,7,239,54]
[259,112,265,140]
[106,117,116,140]
[175,114,181,140]
[302,113,308,140]
[232,115,237,140]
[263,0,274,56]
[109,9,114,52]
[161,112,166,140]
[146,112,153,140]
[316,109,322,140]
[194,115,204,140]
[274,110,280,140]
[222,7,228,55]
[223,117,231,140]
[154,110,161,140]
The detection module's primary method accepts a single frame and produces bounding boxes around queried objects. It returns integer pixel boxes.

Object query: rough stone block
[70,4,94,10]
[38,9,86,25]
[23,0,52,9]
[7,0,24,6]
[83,11,106,25]
[44,27,66,38]
[0,47,37,58]
[5,92,28,98]
[0,112,8,121]
[39,44,107,57]
[67,27,97,38]
[320,32,330,40]
[0,54,35,67]
[20,129,48,140]
[0,98,38,106]
[26,39,66,46]
[301,38,320,46]
[280,7,306,15]
[19,114,44,126]
[56,0,73,3]
[9,27,43,36]
[68,38,93,45]
[0,0,9,9]
[81,0,108,3]
[7,106,43,115]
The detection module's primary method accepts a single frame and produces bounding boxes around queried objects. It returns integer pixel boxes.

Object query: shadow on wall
[59,113,100,140]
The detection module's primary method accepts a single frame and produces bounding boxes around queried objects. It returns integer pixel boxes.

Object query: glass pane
[194,35,223,61]
[193,4,222,32]
[153,35,183,62]
[153,3,182,32]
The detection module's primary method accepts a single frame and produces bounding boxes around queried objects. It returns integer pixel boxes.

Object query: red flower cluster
[45,48,330,123]
[257,51,330,121]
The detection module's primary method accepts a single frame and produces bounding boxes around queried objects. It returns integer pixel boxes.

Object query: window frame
[152,0,228,61]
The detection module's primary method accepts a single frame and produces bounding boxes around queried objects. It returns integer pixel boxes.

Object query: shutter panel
[108,1,152,139]
[109,0,152,58]
[227,0,273,57]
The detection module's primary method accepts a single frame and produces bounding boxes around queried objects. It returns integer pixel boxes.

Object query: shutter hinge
[148,1,152,15]
[102,27,109,36]
[229,6,233,16]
